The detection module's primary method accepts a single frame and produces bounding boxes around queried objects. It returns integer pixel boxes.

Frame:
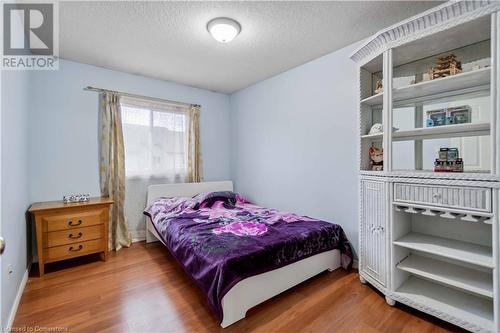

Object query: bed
[144,181,352,328]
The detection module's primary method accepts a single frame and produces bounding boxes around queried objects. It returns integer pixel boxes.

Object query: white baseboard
[7,267,29,329]
[131,229,146,243]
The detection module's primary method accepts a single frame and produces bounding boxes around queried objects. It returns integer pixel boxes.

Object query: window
[120,96,189,180]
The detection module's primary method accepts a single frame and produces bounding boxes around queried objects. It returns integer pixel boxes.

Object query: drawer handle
[69,245,83,252]
[68,219,82,227]
[68,232,83,239]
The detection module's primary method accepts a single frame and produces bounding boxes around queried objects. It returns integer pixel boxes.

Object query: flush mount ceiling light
[207,17,241,43]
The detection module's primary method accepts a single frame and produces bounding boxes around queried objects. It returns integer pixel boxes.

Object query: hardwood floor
[14,242,465,333]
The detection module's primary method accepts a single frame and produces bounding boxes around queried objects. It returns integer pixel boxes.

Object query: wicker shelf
[397,254,493,298]
[394,232,493,268]
[360,132,383,140]
[360,93,383,106]
[395,276,494,332]
[393,122,490,141]
[361,122,490,142]
[393,67,490,105]
[356,4,498,333]
[360,68,490,108]
[359,170,496,181]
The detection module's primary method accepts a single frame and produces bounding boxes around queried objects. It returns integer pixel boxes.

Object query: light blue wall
[29,59,231,202]
[1,70,31,324]
[229,43,360,253]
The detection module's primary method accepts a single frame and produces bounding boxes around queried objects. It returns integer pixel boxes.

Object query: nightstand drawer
[44,239,104,263]
[44,210,104,232]
[394,183,492,212]
[45,225,103,248]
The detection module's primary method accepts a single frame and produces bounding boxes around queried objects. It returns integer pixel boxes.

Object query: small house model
[428,54,462,80]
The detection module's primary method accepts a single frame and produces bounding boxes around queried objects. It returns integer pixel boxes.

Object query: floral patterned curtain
[187,105,203,182]
[99,92,132,250]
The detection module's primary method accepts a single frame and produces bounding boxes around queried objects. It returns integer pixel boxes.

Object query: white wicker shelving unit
[353,2,500,332]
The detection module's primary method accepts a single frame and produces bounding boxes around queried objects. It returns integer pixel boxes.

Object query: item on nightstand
[426,105,471,127]
[434,147,463,172]
[374,80,383,94]
[369,146,383,171]
[63,193,91,203]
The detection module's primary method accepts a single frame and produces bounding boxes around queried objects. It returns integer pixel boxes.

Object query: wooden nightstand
[29,197,113,276]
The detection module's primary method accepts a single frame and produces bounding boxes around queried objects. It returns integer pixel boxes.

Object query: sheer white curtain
[120,96,190,239]
[120,96,189,181]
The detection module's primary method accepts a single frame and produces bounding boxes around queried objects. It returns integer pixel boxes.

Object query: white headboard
[145,181,234,243]
[146,181,234,206]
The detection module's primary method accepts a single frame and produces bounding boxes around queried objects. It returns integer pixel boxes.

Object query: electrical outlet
[7,264,13,276]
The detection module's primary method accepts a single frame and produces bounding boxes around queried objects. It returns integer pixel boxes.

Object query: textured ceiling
[60,1,442,93]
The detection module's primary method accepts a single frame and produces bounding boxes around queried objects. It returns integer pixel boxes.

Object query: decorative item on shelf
[472,64,482,71]
[366,123,399,136]
[462,58,490,72]
[470,63,489,71]
[374,80,383,94]
[445,115,455,125]
[369,146,383,171]
[422,72,432,82]
[63,193,91,203]
[368,123,383,135]
[434,148,463,172]
[449,106,471,124]
[426,109,446,127]
[427,53,462,80]
[426,105,471,127]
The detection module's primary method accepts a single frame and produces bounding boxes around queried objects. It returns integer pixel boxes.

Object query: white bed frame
[145,181,341,328]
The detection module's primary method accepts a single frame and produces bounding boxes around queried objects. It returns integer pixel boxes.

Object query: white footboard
[220,249,341,328]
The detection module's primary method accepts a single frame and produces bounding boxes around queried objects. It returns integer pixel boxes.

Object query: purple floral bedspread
[144,192,353,323]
